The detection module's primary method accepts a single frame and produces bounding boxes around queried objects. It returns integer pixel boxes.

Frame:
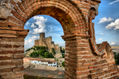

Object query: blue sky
[24,15,64,50]
[24,0,119,50]
[94,0,119,46]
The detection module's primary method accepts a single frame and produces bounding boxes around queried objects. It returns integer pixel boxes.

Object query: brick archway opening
[0,2,86,78]
[0,0,119,79]
[24,6,76,35]
[23,15,65,78]
[22,6,78,78]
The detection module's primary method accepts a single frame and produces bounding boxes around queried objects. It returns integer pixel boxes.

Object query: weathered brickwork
[0,37,25,79]
[0,0,118,79]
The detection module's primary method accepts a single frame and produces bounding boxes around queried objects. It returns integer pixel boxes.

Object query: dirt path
[24,68,64,79]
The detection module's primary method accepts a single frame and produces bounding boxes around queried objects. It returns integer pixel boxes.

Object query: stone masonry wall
[34,33,60,53]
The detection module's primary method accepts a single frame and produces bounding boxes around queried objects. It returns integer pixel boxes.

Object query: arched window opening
[24,15,65,79]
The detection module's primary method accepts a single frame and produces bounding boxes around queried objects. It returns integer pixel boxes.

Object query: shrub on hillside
[114,52,119,65]
[60,47,65,58]
[30,51,39,58]
[62,61,65,67]
[52,48,56,55]
[29,46,54,58]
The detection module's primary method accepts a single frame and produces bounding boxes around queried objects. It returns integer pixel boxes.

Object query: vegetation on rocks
[26,46,54,58]
[62,61,65,67]
[60,47,65,58]
[114,52,119,65]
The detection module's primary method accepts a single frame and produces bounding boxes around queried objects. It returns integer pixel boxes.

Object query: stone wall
[35,33,61,53]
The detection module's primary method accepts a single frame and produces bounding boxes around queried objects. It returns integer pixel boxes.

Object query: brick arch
[88,6,115,62]
[0,0,119,79]
[89,7,111,57]
[10,0,87,35]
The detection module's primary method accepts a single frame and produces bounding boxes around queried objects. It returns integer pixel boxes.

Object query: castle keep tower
[35,33,47,47]
[40,32,45,40]
[34,33,60,53]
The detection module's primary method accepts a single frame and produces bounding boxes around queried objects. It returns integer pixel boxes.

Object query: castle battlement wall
[34,33,61,54]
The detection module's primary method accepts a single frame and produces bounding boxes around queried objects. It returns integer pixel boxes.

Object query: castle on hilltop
[34,33,61,55]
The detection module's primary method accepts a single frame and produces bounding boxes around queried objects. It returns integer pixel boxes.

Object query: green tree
[44,52,50,58]
[29,46,54,58]
[30,51,39,58]
[62,61,65,67]
[48,53,54,58]
[60,47,65,58]
[114,52,119,65]
[52,48,56,55]
[62,53,65,58]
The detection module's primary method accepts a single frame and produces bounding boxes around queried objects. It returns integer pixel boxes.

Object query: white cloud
[25,36,39,45]
[109,0,119,5]
[57,42,65,47]
[96,32,104,35]
[99,17,113,24]
[25,39,32,45]
[110,41,116,45]
[25,22,30,26]
[96,38,103,44]
[33,16,47,21]
[31,23,36,28]
[31,16,47,34]
[106,18,119,30]
[24,35,39,50]
[99,33,104,35]
[33,28,45,34]
[32,36,39,39]
[98,38,103,41]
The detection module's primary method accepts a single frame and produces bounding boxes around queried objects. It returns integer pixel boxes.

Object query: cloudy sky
[24,0,119,50]
[94,0,119,46]
[24,15,64,50]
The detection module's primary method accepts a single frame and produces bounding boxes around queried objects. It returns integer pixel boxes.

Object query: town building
[23,57,64,71]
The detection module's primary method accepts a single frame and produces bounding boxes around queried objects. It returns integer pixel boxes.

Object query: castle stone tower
[40,32,45,40]
[34,32,61,54]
